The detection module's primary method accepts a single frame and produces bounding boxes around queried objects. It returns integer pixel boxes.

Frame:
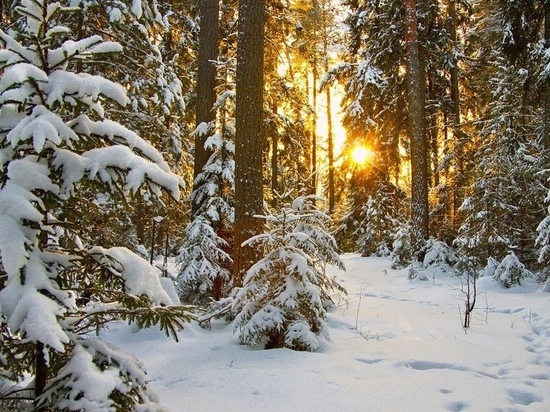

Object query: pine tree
[416,239,458,279]
[233,195,346,351]
[356,178,404,257]
[0,1,192,409]
[193,0,219,215]
[333,163,405,256]
[177,18,237,303]
[391,225,413,269]
[177,215,232,304]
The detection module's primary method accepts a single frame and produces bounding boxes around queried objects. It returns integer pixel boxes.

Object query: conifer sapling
[233,195,346,351]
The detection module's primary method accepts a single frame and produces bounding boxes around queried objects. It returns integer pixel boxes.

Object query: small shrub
[493,252,533,288]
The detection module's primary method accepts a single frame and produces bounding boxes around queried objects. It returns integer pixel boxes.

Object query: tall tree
[544,0,550,146]
[457,0,547,267]
[405,0,429,252]
[320,1,336,213]
[193,0,219,218]
[233,0,266,287]
[448,0,463,228]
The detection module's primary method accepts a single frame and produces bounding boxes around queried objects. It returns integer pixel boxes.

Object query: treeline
[330,0,550,286]
[182,0,550,301]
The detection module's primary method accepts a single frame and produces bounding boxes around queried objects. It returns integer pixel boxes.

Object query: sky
[105,254,550,412]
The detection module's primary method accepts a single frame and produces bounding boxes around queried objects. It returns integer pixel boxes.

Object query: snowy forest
[1,0,550,410]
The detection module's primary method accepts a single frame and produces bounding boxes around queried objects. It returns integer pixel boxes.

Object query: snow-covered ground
[105,254,550,411]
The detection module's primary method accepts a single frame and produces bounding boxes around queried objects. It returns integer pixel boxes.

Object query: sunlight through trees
[3,0,550,407]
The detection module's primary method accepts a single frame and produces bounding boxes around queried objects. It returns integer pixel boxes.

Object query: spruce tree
[233,195,346,351]
[457,0,547,268]
[233,0,265,287]
[177,121,235,304]
[62,0,192,253]
[0,1,192,409]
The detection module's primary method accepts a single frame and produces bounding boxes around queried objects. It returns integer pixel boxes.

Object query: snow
[6,106,76,148]
[55,345,121,411]
[131,0,143,19]
[81,145,182,200]
[104,254,550,411]
[90,246,173,306]
[1,251,73,352]
[0,63,48,94]
[46,70,128,109]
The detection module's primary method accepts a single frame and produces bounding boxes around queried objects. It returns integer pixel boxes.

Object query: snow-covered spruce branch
[65,303,194,341]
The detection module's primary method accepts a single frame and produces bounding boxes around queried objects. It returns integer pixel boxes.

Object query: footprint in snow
[521,312,550,369]
[506,388,543,406]
[446,401,469,411]
[355,357,384,365]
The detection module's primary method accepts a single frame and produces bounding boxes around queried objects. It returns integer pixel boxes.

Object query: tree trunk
[193,0,219,218]
[271,103,279,207]
[35,342,48,411]
[311,62,318,196]
[326,85,334,213]
[543,0,550,149]
[233,0,265,287]
[448,0,463,231]
[405,0,429,252]
[323,30,334,213]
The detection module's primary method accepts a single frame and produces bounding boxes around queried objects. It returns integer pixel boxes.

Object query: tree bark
[543,0,550,149]
[233,0,265,287]
[35,342,48,411]
[193,0,219,218]
[323,26,334,213]
[448,0,463,231]
[311,61,318,196]
[405,0,429,252]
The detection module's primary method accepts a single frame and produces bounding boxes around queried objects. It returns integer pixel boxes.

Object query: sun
[351,145,375,165]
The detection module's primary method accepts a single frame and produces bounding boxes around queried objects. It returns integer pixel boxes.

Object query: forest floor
[105,255,550,411]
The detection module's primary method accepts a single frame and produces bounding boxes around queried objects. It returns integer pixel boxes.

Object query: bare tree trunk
[311,63,318,197]
[325,71,334,213]
[544,0,550,149]
[326,89,334,213]
[448,0,463,232]
[271,102,279,206]
[405,0,429,252]
[233,0,265,287]
[427,76,438,189]
[193,0,219,218]
[35,342,48,411]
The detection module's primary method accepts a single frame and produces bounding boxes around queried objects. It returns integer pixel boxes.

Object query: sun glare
[351,146,374,165]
